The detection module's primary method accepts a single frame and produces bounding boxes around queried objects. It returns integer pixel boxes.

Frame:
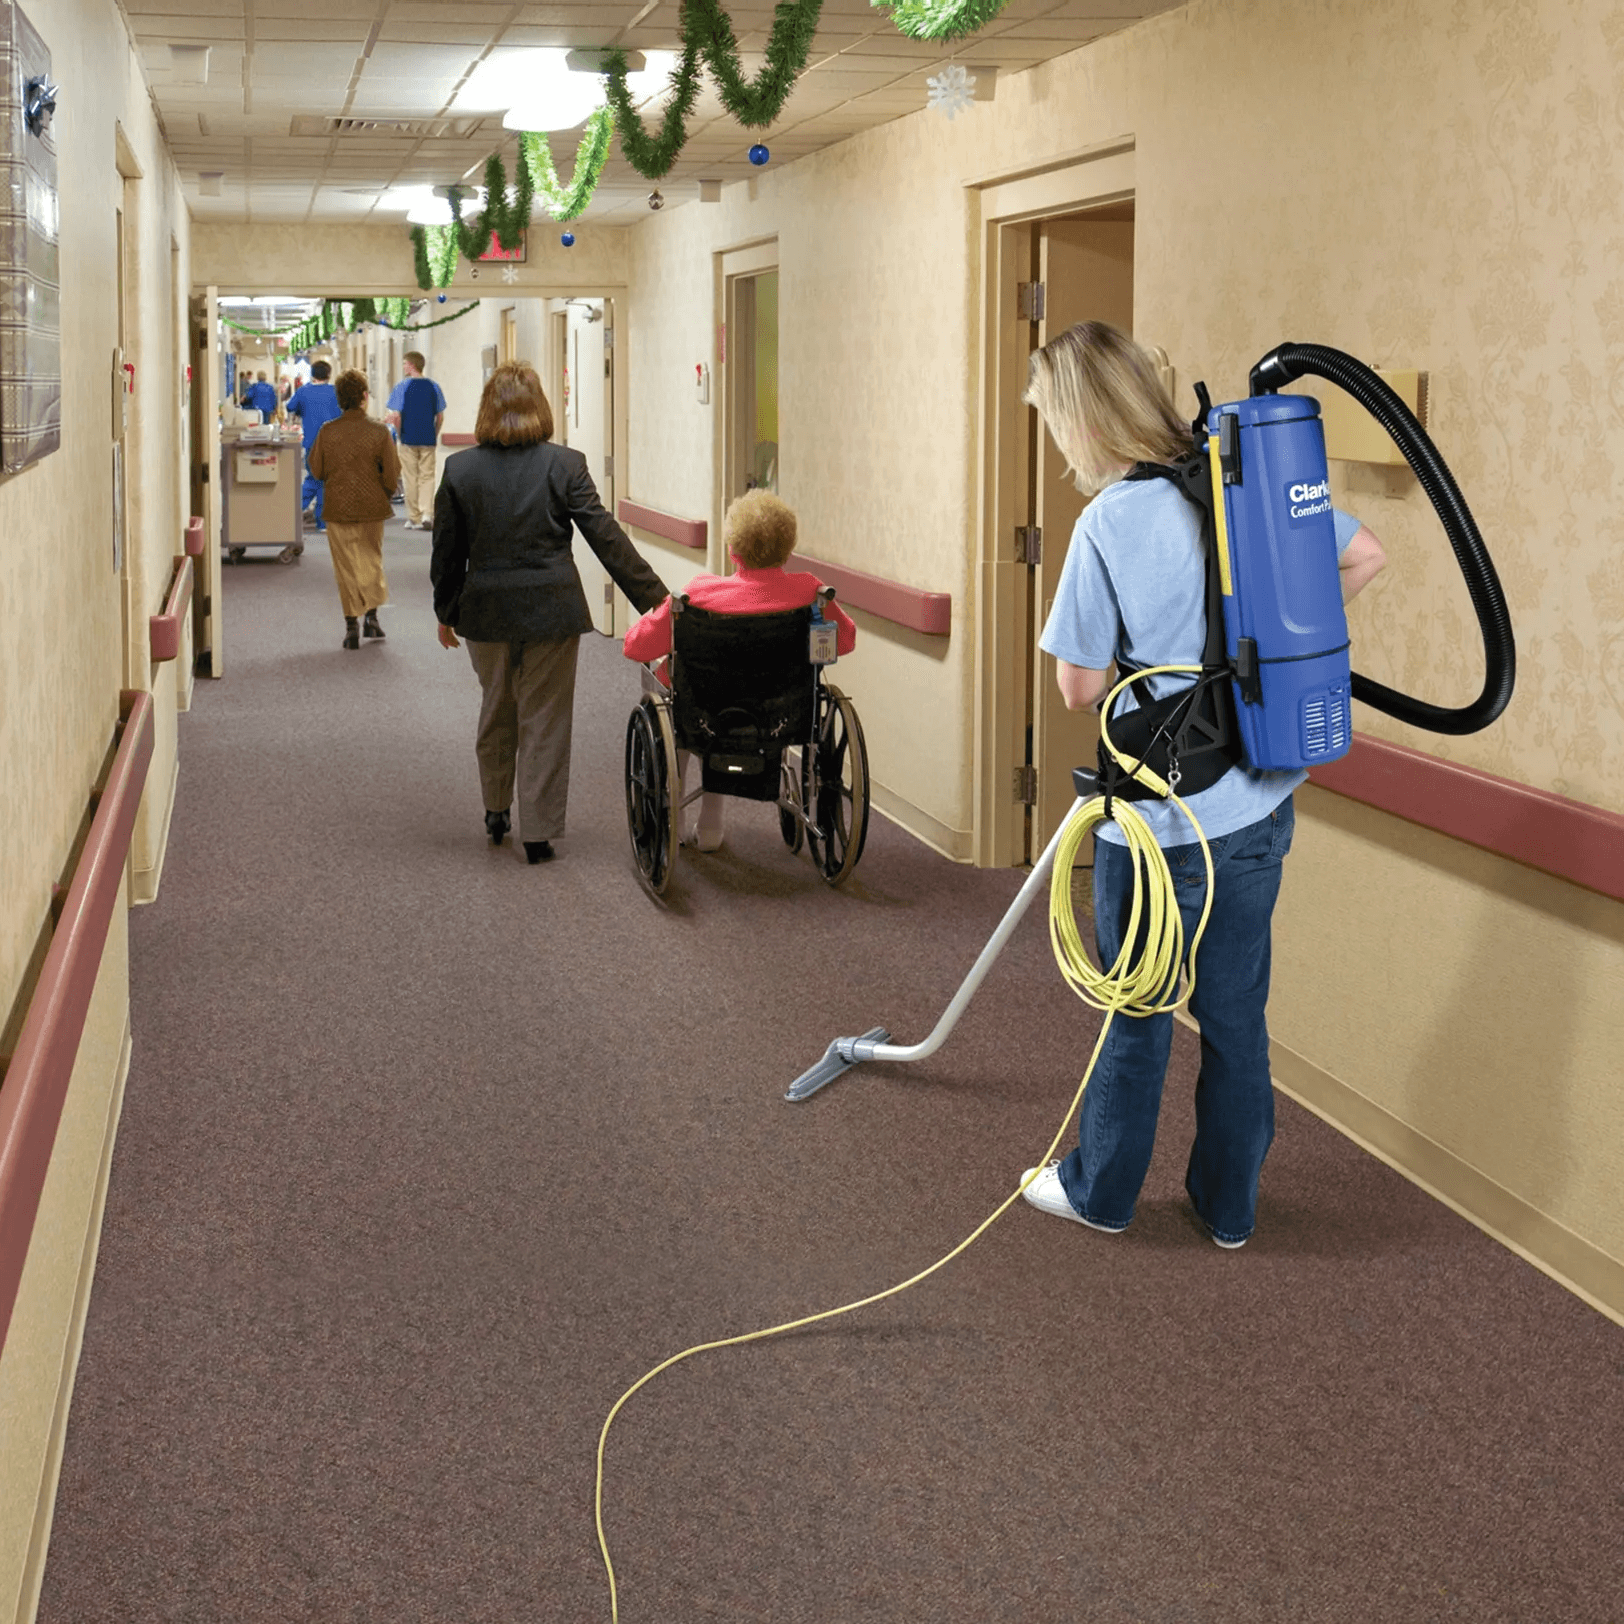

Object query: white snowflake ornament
[926,63,975,120]
[501,263,519,284]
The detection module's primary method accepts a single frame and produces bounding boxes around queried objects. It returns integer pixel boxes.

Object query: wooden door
[1029,214,1134,857]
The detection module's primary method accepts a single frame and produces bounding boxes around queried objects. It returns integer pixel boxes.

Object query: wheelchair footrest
[785,1026,891,1102]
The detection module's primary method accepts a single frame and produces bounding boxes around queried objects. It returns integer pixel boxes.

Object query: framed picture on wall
[0,0,61,474]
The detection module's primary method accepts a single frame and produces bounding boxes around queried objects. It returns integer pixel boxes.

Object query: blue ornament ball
[437,292,447,303]
[748,143,770,167]
[561,230,576,248]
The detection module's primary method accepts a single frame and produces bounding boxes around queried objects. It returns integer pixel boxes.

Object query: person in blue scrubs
[386,351,447,529]
[284,361,343,529]
[241,371,280,422]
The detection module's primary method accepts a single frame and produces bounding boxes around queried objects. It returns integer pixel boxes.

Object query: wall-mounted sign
[478,231,525,264]
[0,0,60,474]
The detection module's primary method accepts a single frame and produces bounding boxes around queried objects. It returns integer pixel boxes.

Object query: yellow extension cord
[594,667,1214,1621]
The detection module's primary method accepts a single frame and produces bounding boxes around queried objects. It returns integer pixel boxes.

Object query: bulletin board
[0,0,59,474]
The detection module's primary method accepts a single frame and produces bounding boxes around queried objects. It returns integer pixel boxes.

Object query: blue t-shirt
[243,380,279,419]
[1039,477,1362,848]
[284,381,342,446]
[386,375,446,444]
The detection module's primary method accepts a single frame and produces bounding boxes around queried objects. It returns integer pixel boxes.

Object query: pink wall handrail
[183,516,205,558]
[617,499,707,551]
[0,691,155,1354]
[149,556,194,665]
[1308,731,1624,903]
[796,554,952,638]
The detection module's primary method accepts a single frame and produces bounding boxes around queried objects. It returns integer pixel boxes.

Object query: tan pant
[466,637,579,842]
[324,520,388,618]
[399,443,437,524]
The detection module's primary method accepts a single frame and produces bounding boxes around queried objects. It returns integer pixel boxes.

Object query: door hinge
[602,327,613,352]
[1014,525,1042,566]
[603,453,615,478]
[1013,764,1037,805]
[201,594,212,615]
[604,582,614,607]
[199,464,209,484]
[1017,281,1046,322]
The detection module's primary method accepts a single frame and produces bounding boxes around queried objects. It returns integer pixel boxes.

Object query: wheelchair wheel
[625,695,679,895]
[803,686,869,886]
[778,755,804,854]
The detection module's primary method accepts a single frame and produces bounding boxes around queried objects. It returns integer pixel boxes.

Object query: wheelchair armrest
[639,660,672,697]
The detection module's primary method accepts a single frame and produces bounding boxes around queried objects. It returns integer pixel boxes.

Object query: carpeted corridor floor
[36,523,1624,1623]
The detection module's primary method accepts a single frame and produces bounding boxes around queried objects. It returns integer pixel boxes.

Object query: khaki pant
[466,637,579,842]
[324,520,388,618]
[399,443,437,524]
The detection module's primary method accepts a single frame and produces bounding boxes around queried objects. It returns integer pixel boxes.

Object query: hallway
[33,529,1624,1623]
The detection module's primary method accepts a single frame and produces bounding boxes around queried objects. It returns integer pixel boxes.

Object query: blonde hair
[1023,322,1190,495]
[725,489,798,569]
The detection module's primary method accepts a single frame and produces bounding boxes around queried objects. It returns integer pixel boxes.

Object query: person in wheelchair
[622,490,855,850]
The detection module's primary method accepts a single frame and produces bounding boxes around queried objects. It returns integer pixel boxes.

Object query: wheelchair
[624,590,870,895]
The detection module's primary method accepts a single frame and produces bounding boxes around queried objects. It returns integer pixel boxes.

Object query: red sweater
[623,561,858,662]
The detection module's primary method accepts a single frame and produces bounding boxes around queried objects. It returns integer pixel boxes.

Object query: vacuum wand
[786,795,1088,1100]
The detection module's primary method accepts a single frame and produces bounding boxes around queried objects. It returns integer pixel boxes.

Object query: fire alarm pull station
[695,362,710,405]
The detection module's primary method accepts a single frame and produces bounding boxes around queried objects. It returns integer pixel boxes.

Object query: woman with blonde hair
[307,369,400,648]
[1018,322,1386,1249]
[431,361,669,863]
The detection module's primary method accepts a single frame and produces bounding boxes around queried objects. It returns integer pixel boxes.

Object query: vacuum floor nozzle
[785,1027,891,1101]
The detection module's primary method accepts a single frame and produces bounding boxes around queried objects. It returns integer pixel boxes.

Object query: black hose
[1249,342,1515,736]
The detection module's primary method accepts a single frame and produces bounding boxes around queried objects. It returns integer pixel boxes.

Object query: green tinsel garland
[520,111,615,222]
[396,0,1013,267]
[874,0,1011,42]
[603,0,822,180]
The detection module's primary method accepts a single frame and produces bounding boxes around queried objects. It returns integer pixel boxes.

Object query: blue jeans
[1057,796,1295,1245]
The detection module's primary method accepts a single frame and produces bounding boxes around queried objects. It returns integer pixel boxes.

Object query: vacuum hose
[1249,342,1515,735]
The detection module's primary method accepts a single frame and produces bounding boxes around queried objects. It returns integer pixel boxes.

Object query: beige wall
[617,0,1624,1302]
[0,0,193,1613]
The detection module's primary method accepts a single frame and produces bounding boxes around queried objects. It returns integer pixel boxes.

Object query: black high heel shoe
[524,840,554,864]
[485,809,511,845]
[342,617,360,650]
[363,608,385,639]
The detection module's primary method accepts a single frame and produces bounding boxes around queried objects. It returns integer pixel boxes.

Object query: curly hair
[334,368,368,411]
[724,489,798,570]
[475,361,554,446]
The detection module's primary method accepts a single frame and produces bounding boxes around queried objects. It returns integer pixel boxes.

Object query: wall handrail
[617,499,707,551]
[0,690,155,1354]
[149,555,194,665]
[1308,731,1624,903]
[796,554,952,638]
[183,516,205,558]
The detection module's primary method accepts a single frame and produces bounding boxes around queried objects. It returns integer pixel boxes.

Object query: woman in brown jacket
[307,369,402,649]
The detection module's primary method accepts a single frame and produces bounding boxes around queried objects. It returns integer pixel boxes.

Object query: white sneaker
[1020,1164,1127,1233]
[1188,1201,1248,1249]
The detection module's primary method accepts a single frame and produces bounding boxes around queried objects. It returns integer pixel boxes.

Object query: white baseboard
[12,1019,133,1624]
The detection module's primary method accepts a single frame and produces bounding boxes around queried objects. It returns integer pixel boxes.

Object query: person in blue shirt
[241,371,280,423]
[385,350,446,529]
[1018,322,1385,1250]
[283,360,343,529]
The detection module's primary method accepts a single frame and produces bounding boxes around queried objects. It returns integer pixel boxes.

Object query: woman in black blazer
[431,362,669,863]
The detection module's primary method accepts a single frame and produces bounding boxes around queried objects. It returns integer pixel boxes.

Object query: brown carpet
[37,523,1624,1623]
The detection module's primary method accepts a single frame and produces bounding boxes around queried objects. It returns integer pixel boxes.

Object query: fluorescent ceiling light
[485,48,677,132]
[406,191,483,225]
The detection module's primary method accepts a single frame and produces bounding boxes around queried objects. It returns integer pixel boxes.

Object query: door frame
[715,237,778,576]
[970,141,1137,867]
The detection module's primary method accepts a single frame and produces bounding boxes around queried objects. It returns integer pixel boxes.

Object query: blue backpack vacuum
[1092,343,1515,808]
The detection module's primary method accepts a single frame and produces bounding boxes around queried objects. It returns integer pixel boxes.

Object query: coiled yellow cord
[595,666,1213,1621]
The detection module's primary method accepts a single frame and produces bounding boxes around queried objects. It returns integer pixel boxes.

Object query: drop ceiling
[124,0,1182,223]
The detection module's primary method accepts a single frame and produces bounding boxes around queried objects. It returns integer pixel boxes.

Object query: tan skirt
[324,520,388,618]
